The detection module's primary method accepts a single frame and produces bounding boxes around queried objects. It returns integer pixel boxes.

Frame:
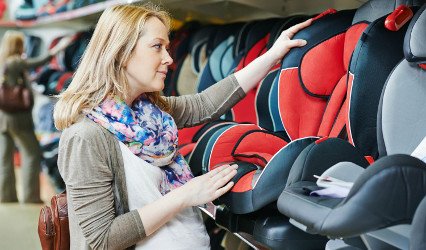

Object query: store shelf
[0,0,143,28]
[0,0,367,29]
[164,0,366,22]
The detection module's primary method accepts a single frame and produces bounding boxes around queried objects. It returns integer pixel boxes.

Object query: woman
[54,3,311,249]
[0,30,71,203]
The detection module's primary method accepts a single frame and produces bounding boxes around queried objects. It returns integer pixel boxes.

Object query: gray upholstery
[410,7,426,58]
[381,60,426,155]
[410,196,426,250]
[405,5,426,61]
[353,0,426,24]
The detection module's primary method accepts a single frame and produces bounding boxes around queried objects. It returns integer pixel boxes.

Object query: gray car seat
[410,196,426,250]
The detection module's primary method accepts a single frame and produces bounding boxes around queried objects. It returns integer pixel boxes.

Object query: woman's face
[124,17,173,99]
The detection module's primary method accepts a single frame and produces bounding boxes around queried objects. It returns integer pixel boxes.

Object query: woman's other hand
[138,164,238,236]
[180,164,238,207]
[266,18,313,65]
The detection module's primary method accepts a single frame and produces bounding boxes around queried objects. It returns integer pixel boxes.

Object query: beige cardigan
[58,74,245,250]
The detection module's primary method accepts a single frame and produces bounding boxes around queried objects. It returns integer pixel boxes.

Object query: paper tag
[411,136,426,162]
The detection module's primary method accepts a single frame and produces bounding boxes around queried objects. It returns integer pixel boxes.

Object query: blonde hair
[54,3,171,130]
[0,30,25,68]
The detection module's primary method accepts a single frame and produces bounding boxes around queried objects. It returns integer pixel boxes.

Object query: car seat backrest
[256,16,308,131]
[196,23,242,92]
[378,4,426,156]
[347,5,420,159]
[176,26,215,95]
[230,18,281,124]
[305,21,368,138]
[276,9,355,140]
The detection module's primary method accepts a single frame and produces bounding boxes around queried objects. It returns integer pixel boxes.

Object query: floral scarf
[87,95,193,195]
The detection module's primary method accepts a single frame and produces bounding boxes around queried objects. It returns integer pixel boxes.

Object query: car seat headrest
[404,4,426,65]
[353,0,426,24]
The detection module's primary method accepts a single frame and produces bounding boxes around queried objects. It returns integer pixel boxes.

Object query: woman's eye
[153,44,162,49]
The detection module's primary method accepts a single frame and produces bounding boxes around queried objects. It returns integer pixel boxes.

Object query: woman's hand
[266,18,313,64]
[179,164,238,207]
[235,18,312,93]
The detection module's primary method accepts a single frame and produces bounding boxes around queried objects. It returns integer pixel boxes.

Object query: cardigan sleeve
[23,54,53,69]
[164,74,246,129]
[58,130,146,249]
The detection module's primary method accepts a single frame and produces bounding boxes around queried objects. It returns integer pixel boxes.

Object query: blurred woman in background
[0,30,71,203]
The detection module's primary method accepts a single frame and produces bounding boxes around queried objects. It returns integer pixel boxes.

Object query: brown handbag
[0,84,33,112]
[0,65,33,113]
[38,192,70,250]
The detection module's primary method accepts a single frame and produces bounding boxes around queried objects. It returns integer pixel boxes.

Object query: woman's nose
[163,50,173,65]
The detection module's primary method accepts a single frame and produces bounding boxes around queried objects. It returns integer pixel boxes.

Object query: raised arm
[165,74,245,128]
[24,35,74,69]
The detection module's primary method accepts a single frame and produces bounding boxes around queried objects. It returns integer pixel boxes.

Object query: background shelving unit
[0,0,143,29]
[0,0,367,29]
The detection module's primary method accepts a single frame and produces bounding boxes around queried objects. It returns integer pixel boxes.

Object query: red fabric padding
[232,131,287,157]
[300,33,346,96]
[233,153,274,168]
[238,34,270,69]
[329,98,348,138]
[178,143,196,157]
[385,5,413,31]
[317,77,347,137]
[231,84,258,124]
[178,125,204,146]
[315,136,329,144]
[346,73,355,145]
[209,124,262,170]
[312,8,337,22]
[420,64,426,70]
[231,170,256,193]
[56,72,73,93]
[279,68,326,140]
[232,35,269,124]
[365,156,375,164]
[318,24,367,138]
[232,131,287,167]
[344,23,369,69]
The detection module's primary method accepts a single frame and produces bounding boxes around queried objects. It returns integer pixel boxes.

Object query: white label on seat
[411,136,426,162]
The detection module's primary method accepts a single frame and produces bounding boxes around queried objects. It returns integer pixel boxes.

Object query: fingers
[212,165,237,189]
[287,39,307,48]
[208,164,228,177]
[214,181,234,199]
[284,18,313,39]
[209,163,236,177]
